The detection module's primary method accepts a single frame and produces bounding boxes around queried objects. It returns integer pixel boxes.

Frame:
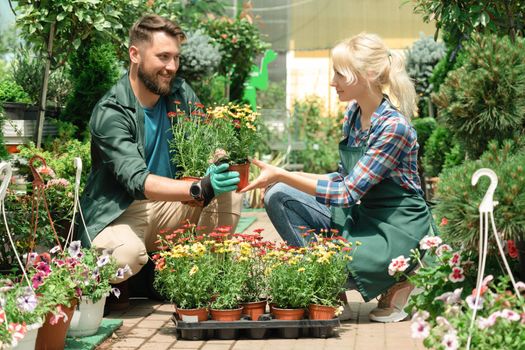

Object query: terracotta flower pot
[241,300,267,321]
[176,307,209,322]
[308,304,336,320]
[36,299,77,350]
[210,307,243,321]
[271,306,305,320]
[228,162,250,192]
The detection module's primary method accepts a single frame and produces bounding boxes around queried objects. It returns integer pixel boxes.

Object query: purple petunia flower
[68,240,82,258]
[17,292,38,312]
[97,255,110,267]
[111,288,121,299]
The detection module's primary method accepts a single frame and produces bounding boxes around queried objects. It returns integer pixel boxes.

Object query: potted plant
[304,234,354,320]
[66,243,120,337]
[434,140,525,279]
[208,229,251,322]
[169,102,221,179]
[264,244,312,320]
[153,224,219,322]
[413,276,525,349]
[208,103,261,191]
[26,245,87,350]
[237,230,273,321]
[0,280,48,349]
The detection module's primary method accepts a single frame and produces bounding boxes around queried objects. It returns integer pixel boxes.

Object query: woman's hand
[240,158,283,193]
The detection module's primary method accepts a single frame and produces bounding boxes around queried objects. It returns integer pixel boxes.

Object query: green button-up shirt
[77,74,198,246]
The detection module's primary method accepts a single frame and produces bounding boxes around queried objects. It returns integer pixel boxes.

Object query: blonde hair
[331,33,417,119]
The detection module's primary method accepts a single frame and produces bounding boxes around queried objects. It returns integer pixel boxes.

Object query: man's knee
[111,245,148,282]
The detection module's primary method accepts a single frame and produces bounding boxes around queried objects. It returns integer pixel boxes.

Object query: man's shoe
[368,280,414,323]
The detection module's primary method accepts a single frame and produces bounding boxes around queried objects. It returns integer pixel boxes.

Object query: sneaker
[368,280,414,323]
[338,303,353,321]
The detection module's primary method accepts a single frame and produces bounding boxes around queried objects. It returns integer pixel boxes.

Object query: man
[77,14,242,293]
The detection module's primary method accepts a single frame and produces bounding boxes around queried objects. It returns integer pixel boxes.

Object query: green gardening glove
[208,163,240,195]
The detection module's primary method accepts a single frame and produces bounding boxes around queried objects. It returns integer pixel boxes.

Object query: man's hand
[199,163,240,206]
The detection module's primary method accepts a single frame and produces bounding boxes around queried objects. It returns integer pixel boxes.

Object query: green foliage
[15,0,146,69]
[405,34,446,117]
[76,246,119,303]
[0,107,9,159]
[268,255,312,309]
[176,29,222,82]
[189,75,228,107]
[0,282,48,346]
[170,102,220,178]
[289,97,340,173]
[432,34,525,158]
[412,117,436,161]
[210,257,249,310]
[422,126,464,177]
[405,245,476,321]
[63,39,120,132]
[0,79,32,103]
[11,48,71,107]
[0,25,17,57]
[257,81,286,109]
[202,17,269,101]
[419,275,525,350]
[151,0,225,31]
[411,0,525,49]
[435,140,525,249]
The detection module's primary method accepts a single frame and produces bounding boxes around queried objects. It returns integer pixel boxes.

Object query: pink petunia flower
[441,332,459,350]
[411,319,430,339]
[49,305,68,325]
[388,255,411,276]
[466,295,484,310]
[448,267,465,283]
[499,309,520,321]
[8,322,27,347]
[435,288,463,305]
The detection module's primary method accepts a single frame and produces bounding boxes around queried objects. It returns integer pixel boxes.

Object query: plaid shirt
[315,99,423,207]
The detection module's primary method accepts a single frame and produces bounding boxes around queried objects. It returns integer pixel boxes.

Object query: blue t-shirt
[144,99,174,178]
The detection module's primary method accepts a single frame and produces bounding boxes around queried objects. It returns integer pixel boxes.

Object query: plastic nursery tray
[171,313,341,340]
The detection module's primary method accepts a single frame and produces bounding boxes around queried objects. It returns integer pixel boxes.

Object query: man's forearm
[143,174,193,201]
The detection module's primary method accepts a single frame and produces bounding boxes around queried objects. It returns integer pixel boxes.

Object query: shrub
[422,126,464,177]
[0,80,32,104]
[405,34,446,117]
[434,139,525,250]
[202,16,268,101]
[11,48,70,107]
[432,34,525,158]
[289,97,340,173]
[0,107,8,159]
[412,117,436,160]
[177,29,222,82]
[62,39,120,132]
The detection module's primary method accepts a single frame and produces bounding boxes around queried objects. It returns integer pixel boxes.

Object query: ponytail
[332,33,417,119]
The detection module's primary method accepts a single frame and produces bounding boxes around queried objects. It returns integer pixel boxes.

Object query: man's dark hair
[129,14,186,47]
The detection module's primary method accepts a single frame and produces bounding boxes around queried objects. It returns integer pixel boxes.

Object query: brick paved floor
[98,210,425,350]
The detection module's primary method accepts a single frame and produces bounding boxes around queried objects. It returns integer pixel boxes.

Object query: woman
[241,33,435,323]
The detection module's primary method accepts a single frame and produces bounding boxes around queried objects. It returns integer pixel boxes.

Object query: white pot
[10,322,42,350]
[67,296,106,337]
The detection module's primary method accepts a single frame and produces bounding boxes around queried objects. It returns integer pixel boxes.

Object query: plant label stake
[466,168,522,350]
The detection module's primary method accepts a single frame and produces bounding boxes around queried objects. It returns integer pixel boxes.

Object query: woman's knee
[264,182,294,208]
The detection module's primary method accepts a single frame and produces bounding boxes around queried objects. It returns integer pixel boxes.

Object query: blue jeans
[264,182,331,247]
[264,182,357,290]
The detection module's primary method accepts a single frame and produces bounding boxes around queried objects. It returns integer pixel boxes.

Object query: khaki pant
[92,192,242,281]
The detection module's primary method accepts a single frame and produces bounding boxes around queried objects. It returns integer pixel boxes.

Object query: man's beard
[138,63,173,96]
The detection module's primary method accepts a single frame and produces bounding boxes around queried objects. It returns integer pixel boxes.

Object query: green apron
[330,115,434,302]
